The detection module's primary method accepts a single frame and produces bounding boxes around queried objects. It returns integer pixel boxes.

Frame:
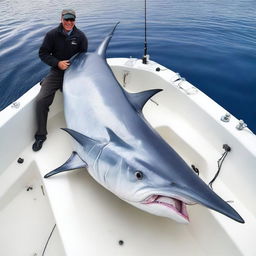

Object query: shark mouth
[142,195,189,221]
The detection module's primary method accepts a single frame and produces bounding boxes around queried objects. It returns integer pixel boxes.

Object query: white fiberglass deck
[0,58,255,256]
[1,109,244,256]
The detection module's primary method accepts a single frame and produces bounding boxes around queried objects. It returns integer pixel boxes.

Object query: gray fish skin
[45,23,244,224]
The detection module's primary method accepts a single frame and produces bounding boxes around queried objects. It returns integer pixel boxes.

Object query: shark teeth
[143,195,189,221]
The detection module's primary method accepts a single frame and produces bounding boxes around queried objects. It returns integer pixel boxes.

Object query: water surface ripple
[0,0,255,132]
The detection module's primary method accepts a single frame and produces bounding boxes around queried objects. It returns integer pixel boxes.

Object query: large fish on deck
[44,23,244,224]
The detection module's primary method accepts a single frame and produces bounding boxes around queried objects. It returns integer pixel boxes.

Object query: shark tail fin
[96,22,120,58]
[44,151,87,178]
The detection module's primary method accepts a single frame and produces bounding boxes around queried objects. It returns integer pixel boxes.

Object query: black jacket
[39,24,88,71]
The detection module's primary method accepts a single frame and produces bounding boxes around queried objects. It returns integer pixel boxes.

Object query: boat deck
[1,58,256,256]
[6,107,244,256]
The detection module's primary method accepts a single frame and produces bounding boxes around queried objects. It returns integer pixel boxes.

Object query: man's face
[62,18,75,32]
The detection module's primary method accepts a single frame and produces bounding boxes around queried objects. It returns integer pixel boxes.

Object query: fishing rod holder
[142,54,150,64]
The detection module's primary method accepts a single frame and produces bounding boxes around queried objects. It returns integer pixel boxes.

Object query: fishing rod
[142,0,148,64]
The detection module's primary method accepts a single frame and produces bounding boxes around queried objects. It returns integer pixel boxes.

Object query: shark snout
[171,181,244,224]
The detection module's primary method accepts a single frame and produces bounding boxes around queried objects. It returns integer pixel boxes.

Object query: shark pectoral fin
[44,151,87,178]
[124,89,163,113]
[62,128,102,151]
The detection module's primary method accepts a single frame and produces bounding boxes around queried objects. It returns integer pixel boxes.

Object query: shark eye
[135,171,143,180]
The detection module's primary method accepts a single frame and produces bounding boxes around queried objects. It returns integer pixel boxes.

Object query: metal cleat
[236,120,247,130]
[221,113,231,122]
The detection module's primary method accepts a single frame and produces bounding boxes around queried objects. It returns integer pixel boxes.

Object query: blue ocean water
[0,0,255,132]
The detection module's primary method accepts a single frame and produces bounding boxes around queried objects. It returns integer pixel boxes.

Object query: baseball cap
[62,9,76,20]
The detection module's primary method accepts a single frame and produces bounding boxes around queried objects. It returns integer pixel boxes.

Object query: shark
[44,23,244,224]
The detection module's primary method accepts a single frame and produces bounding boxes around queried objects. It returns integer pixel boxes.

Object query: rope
[42,224,56,256]
[208,150,229,189]
[191,144,231,189]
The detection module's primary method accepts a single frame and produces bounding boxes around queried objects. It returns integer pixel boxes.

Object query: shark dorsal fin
[124,89,163,113]
[96,22,120,58]
[106,128,133,150]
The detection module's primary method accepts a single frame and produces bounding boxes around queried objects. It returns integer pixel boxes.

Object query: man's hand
[58,60,70,70]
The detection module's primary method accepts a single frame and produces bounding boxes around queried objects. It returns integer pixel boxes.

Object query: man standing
[33,9,88,151]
